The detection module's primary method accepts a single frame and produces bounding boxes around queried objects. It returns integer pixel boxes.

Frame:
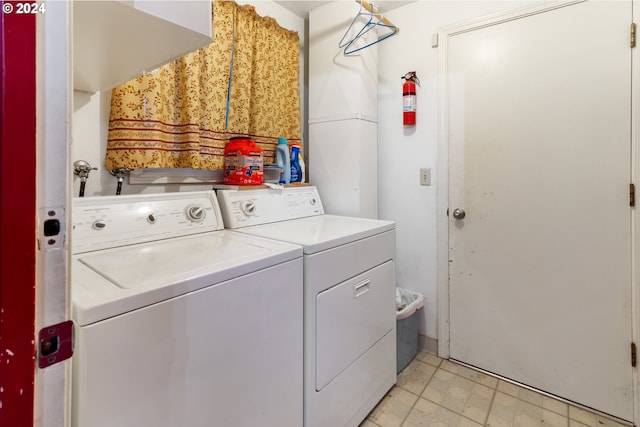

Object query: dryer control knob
[241,200,256,216]
[187,205,206,222]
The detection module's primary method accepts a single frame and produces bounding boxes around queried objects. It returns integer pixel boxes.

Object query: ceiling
[273,0,415,18]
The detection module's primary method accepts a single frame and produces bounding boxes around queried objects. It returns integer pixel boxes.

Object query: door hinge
[631,183,636,207]
[632,342,637,367]
[631,23,636,48]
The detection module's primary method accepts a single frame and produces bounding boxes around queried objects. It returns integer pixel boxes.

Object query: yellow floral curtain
[105,0,301,170]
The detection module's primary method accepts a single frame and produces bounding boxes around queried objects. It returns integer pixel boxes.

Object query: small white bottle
[276,137,291,184]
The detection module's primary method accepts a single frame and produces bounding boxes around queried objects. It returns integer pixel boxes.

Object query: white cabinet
[73,1,212,92]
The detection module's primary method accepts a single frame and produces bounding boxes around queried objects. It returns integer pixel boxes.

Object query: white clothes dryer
[71,191,303,427]
[216,186,396,427]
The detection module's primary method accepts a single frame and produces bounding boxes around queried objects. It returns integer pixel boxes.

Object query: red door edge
[0,2,38,425]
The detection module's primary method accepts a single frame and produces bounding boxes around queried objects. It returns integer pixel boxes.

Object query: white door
[447,1,633,420]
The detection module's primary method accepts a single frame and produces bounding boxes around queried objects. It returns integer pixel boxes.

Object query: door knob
[452,208,466,219]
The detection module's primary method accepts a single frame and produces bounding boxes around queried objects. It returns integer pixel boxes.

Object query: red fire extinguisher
[402,71,420,126]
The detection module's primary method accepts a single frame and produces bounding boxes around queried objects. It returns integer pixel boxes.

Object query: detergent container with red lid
[223,136,264,185]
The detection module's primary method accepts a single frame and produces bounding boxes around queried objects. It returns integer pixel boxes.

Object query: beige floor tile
[421,369,494,424]
[497,380,544,407]
[460,383,494,423]
[487,415,516,427]
[518,388,544,407]
[489,391,519,421]
[440,360,499,388]
[568,406,597,426]
[432,407,464,427]
[513,400,543,427]
[541,409,569,427]
[434,407,483,427]
[542,396,568,417]
[458,417,484,427]
[368,386,418,427]
[403,401,483,427]
[486,392,568,427]
[397,358,438,396]
[497,380,520,396]
[401,398,441,427]
[514,413,541,427]
[415,351,444,367]
[421,369,458,404]
[568,408,631,427]
[371,361,617,427]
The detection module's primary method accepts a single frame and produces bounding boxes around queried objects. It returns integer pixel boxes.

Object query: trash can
[396,287,425,373]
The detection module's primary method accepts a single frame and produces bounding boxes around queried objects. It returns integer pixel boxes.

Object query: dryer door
[315,260,394,391]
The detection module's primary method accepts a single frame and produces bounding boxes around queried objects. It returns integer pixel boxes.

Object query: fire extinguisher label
[403,95,416,112]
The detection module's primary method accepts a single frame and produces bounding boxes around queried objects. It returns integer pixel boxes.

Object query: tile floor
[360,351,630,427]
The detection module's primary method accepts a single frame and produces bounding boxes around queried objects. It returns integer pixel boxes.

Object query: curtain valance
[105,0,301,170]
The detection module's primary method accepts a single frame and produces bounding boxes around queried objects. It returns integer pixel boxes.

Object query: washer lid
[238,214,395,254]
[72,230,302,326]
[80,233,273,289]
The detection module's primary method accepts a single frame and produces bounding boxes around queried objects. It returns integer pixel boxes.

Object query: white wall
[71,0,304,198]
[378,1,533,346]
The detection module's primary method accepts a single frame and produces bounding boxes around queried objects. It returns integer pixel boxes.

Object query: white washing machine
[216,186,396,427]
[71,191,303,427]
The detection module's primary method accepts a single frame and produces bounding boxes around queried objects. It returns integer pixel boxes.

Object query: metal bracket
[38,207,65,251]
[38,320,74,369]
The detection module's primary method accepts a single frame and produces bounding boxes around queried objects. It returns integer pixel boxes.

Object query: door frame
[435,0,639,424]
[33,3,73,426]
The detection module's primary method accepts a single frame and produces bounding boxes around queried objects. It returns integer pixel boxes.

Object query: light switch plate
[420,168,431,186]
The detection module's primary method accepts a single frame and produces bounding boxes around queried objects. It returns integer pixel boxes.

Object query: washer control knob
[147,213,157,224]
[241,200,256,216]
[92,220,106,230]
[187,205,206,222]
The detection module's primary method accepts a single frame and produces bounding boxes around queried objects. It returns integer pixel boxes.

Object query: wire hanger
[338,0,399,55]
